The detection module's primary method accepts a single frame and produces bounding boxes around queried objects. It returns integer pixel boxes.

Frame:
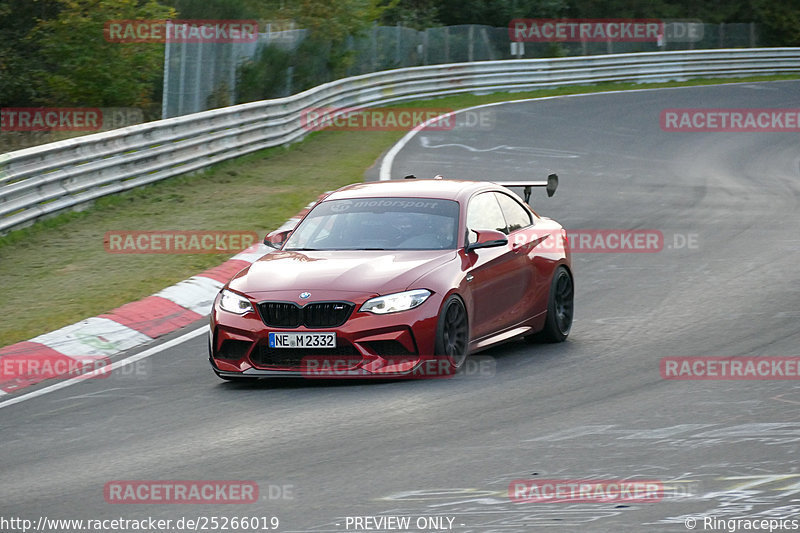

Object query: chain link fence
[162,25,306,118]
[162,22,760,118]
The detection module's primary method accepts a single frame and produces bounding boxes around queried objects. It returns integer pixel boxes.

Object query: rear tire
[531,266,573,343]
[434,295,469,370]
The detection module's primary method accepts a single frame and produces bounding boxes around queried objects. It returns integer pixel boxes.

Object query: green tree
[273,0,388,79]
[750,0,800,45]
[379,0,440,29]
[163,0,263,19]
[567,0,678,19]
[236,44,294,102]
[236,0,390,102]
[29,0,175,108]
[436,0,568,26]
[0,0,61,106]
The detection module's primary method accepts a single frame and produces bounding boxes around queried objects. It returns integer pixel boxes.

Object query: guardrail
[2,48,799,234]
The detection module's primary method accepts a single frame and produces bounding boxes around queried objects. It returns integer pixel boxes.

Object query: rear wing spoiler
[403,173,558,205]
[494,173,558,204]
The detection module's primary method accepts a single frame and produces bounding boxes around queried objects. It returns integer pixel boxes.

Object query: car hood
[228,249,457,297]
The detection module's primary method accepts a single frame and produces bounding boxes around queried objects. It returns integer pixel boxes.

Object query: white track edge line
[0,326,208,410]
[377,81,783,181]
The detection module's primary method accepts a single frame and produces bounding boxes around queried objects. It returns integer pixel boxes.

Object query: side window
[466,192,507,243]
[495,192,533,232]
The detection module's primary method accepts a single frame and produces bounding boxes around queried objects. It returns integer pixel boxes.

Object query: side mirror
[466,229,508,252]
[264,229,292,249]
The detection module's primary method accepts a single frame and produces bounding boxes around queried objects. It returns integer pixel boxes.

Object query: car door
[494,191,543,322]
[464,192,530,341]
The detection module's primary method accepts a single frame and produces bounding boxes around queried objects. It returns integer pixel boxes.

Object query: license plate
[268,332,336,349]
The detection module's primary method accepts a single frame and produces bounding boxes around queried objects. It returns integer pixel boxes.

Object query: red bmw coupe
[209,176,573,380]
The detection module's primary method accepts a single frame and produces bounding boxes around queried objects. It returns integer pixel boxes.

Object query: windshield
[284,197,460,251]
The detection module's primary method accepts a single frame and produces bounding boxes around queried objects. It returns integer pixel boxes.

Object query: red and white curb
[0,200,320,396]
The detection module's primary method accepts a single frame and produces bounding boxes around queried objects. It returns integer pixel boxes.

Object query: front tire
[434,295,469,370]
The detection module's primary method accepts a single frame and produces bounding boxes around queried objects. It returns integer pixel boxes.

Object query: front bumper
[209,291,447,378]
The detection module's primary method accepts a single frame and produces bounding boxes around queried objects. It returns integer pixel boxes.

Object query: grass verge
[0,74,796,347]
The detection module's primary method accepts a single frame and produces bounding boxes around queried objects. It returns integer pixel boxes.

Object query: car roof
[323,179,499,203]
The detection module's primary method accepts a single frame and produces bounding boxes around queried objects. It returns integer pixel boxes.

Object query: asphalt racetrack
[2,81,799,532]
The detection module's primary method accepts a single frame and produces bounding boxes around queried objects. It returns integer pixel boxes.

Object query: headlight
[359,289,431,314]
[218,289,254,315]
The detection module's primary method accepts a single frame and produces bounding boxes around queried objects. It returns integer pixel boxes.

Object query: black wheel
[434,295,469,370]
[532,266,574,343]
